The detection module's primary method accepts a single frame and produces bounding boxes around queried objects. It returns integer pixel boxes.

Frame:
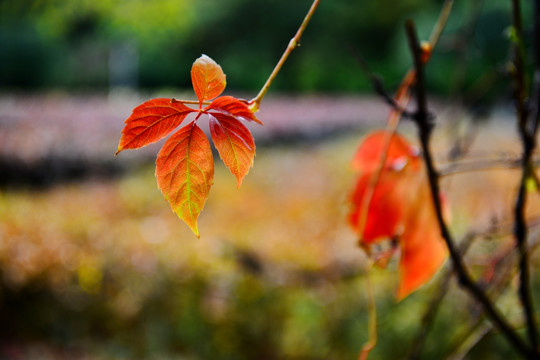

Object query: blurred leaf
[348,131,448,299]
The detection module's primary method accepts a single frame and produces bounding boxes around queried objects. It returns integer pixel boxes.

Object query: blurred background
[1,0,539,359]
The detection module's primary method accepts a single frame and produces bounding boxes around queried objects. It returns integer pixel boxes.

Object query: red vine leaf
[115,98,195,155]
[348,131,448,299]
[191,54,227,107]
[155,122,214,238]
[209,113,256,188]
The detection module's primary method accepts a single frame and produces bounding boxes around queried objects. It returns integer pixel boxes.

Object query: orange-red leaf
[191,54,226,107]
[116,98,195,155]
[209,113,256,188]
[206,96,263,125]
[348,131,449,299]
[155,122,214,237]
[348,169,407,244]
[351,130,419,172]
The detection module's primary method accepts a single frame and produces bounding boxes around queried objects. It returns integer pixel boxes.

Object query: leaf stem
[405,20,535,359]
[171,99,210,106]
[249,0,320,113]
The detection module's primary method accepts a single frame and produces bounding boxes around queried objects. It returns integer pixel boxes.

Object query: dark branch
[405,19,535,359]
[511,0,539,352]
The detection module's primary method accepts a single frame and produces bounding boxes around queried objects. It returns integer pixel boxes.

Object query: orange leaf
[206,96,263,125]
[191,54,226,107]
[397,187,448,300]
[116,98,195,155]
[155,122,214,237]
[209,113,256,188]
[351,130,419,172]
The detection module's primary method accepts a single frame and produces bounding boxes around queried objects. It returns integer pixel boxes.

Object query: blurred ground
[1,92,539,359]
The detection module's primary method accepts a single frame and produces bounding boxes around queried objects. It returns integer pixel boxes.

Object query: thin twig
[249,0,320,112]
[439,156,540,177]
[405,20,535,359]
[511,0,539,352]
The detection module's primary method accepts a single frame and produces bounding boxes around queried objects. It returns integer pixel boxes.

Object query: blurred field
[1,93,540,359]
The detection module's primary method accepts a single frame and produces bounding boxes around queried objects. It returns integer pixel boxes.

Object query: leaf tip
[236,177,243,190]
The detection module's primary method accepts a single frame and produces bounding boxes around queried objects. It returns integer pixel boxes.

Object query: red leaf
[351,131,419,172]
[209,113,256,188]
[116,98,195,155]
[205,96,263,124]
[191,54,226,107]
[155,122,214,237]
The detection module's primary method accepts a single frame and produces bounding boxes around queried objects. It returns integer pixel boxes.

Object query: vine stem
[405,20,535,359]
[248,0,320,113]
[358,263,377,360]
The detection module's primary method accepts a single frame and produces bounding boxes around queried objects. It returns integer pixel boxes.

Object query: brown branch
[405,20,535,359]
[511,0,539,352]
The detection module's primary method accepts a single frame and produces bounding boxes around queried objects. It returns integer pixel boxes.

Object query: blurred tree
[0,0,524,96]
